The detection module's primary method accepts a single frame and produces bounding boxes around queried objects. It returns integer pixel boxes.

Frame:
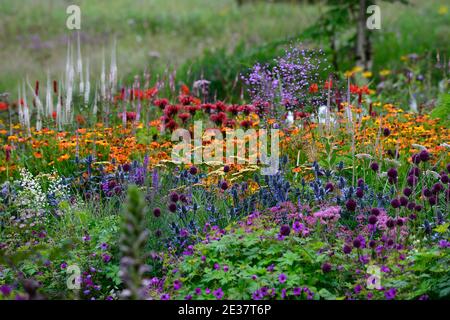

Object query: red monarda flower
[227,104,242,115]
[178,113,191,123]
[164,105,179,117]
[0,101,8,111]
[179,95,194,106]
[240,120,253,129]
[202,103,216,114]
[210,112,227,126]
[242,105,255,115]
[52,111,57,120]
[324,79,333,90]
[154,98,169,109]
[144,87,158,99]
[215,101,227,112]
[294,111,309,119]
[166,119,178,132]
[180,84,190,95]
[309,83,319,93]
[187,105,199,115]
[76,115,86,125]
[4,145,12,162]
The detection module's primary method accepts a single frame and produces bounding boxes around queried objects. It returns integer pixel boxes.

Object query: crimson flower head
[309,83,319,93]
[154,98,169,109]
[324,79,333,90]
[0,101,8,111]
[178,113,191,123]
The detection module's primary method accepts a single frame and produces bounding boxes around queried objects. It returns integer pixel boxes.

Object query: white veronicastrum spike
[346,77,353,132]
[22,82,31,135]
[109,39,117,95]
[56,81,62,130]
[101,48,106,99]
[45,70,53,117]
[93,85,98,117]
[17,84,24,126]
[84,58,90,105]
[27,78,43,131]
[77,32,84,94]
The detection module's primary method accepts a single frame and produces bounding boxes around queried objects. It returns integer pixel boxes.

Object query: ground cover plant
[0,0,449,301]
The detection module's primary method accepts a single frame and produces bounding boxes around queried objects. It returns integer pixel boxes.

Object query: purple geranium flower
[278,273,287,283]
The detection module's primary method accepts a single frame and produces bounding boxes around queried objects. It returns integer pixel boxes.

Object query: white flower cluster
[16,168,46,210]
[47,172,70,202]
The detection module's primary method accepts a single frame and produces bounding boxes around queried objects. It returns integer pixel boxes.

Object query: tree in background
[237,0,408,71]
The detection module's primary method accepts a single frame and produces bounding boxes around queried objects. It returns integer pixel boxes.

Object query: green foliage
[119,185,149,299]
[430,93,450,126]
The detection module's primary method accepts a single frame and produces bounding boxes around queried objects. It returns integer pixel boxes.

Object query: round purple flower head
[419,150,430,162]
[387,168,398,179]
[168,202,177,213]
[189,166,198,175]
[153,207,161,218]
[278,273,287,283]
[370,162,379,172]
[322,262,332,273]
[346,199,357,212]
[280,225,291,236]
[368,215,378,225]
[390,198,400,209]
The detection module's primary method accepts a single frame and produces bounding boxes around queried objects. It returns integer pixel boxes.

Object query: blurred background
[0,0,448,101]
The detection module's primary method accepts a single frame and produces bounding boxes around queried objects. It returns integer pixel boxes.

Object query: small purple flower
[384,288,397,300]
[0,284,12,296]
[195,288,202,295]
[354,284,362,294]
[278,273,287,283]
[439,240,450,248]
[161,293,170,300]
[381,265,391,273]
[213,288,224,300]
[102,254,111,263]
[214,263,220,270]
[100,242,109,251]
[293,287,302,296]
[60,262,68,269]
[223,265,229,272]
[173,280,182,290]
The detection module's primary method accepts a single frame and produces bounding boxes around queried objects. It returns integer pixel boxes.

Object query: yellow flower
[362,71,373,78]
[352,66,364,73]
[344,70,354,78]
[379,69,391,77]
[438,6,448,15]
